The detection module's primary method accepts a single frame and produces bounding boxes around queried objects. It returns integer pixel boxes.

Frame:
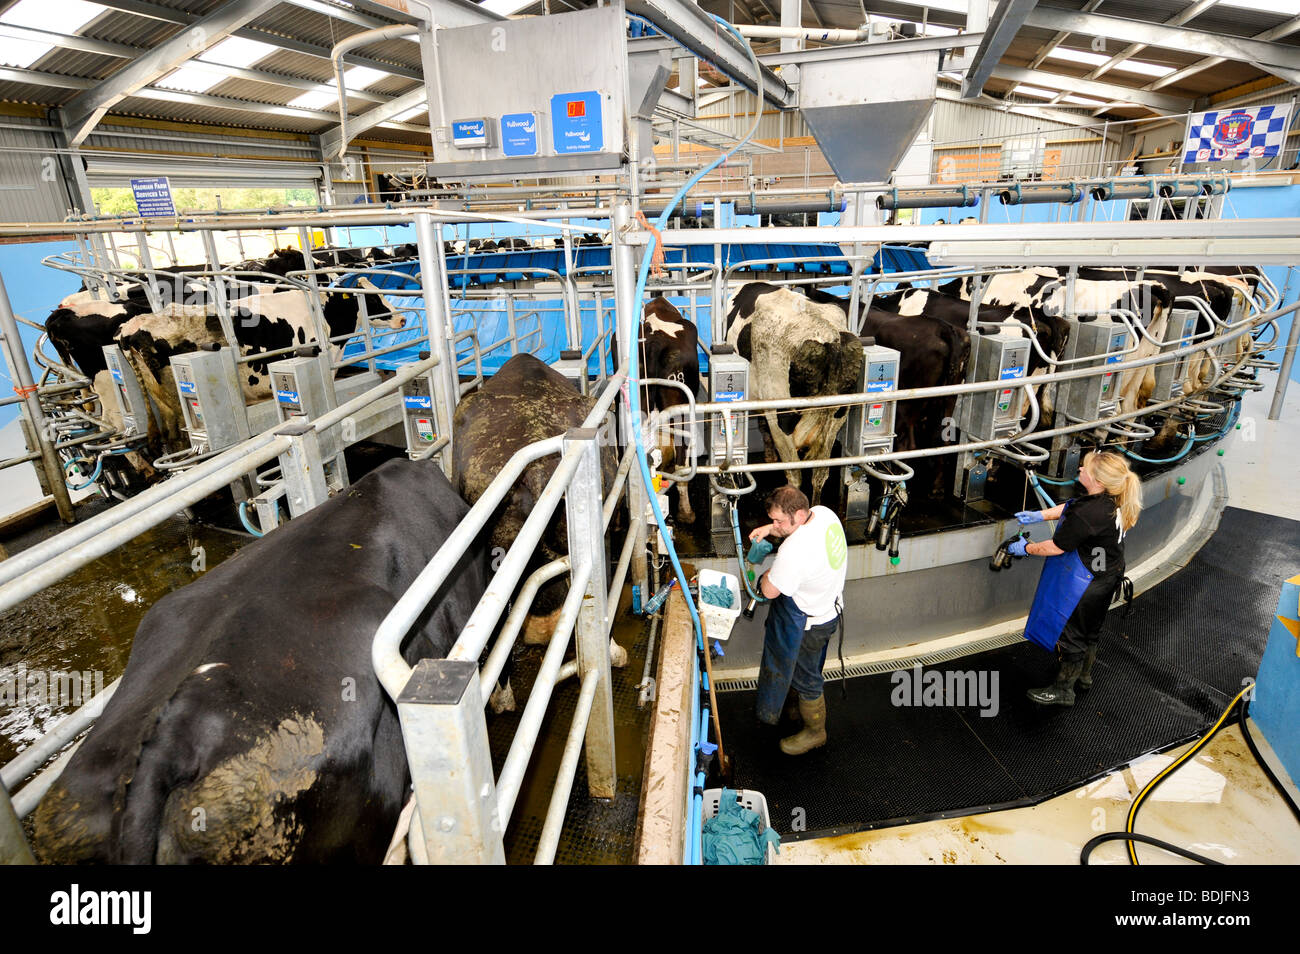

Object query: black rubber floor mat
[716,507,1300,838]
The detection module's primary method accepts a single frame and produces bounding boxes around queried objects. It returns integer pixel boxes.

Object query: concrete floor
[778,724,1300,865]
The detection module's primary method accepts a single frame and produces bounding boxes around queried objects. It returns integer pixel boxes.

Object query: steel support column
[0,273,75,523]
[414,212,458,474]
[399,658,504,864]
[563,428,616,800]
[611,200,650,596]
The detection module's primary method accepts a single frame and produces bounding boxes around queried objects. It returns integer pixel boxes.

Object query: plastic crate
[702,788,776,865]
[697,568,741,641]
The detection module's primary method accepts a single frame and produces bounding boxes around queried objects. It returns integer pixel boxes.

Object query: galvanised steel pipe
[0,273,74,523]
[534,668,601,865]
[664,304,1287,473]
[0,433,293,615]
[371,434,565,700]
[447,445,587,667]
[0,427,290,592]
[11,736,86,819]
[494,561,592,824]
[478,557,570,700]
[0,678,120,792]
[0,206,612,239]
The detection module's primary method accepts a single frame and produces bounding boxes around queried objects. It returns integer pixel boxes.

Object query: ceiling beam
[963,0,1040,99]
[84,0,426,83]
[1044,0,1220,106]
[0,22,138,58]
[1092,14,1300,115]
[990,64,1193,113]
[0,65,428,135]
[123,86,427,134]
[626,0,797,108]
[0,23,399,104]
[1148,13,1300,90]
[804,0,825,30]
[1023,6,1300,73]
[62,0,284,146]
[320,86,428,157]
[0,66,94,91]
[935,85,1122,142]
[1026,0,1104,70]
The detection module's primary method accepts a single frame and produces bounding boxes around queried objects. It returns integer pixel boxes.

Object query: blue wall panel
[1253,574,1300,788]
[0,241,81,429]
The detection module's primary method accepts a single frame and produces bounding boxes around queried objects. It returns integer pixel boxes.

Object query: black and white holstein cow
[937,267,1173,423]
[33,458,487,864]
[802,286,971,500]
[872,283,1068,427]
[725,283,865,506]
[111,285,404,450]
[452,353,627,669]
[639,296,700,524]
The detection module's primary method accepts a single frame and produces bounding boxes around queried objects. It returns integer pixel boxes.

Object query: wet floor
[0,516,248,767]
[489,585,652,865]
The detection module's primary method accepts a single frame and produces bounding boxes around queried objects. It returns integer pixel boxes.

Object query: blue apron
[1023,550,1095,652]
[756,593,810,724]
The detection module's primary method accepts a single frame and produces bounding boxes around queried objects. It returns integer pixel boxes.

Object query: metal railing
[0,357,444,827]
[369,368,636,864]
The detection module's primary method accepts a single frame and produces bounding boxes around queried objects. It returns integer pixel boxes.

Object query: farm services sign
[130,177,176,217]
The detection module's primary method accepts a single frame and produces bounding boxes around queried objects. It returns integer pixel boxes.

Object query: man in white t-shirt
[748,484,848,755]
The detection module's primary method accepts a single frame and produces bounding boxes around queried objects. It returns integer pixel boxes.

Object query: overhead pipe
[649,195,847,217]
[733,23,870,42]
[330,23,423,160]
[877,185,979,211]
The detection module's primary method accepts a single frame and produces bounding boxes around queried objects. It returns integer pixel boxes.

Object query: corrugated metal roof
[27,50,121,82]
[81,9,183,48]
[252,49,338,82]
[0,80,76,105]
[250,5,373,50]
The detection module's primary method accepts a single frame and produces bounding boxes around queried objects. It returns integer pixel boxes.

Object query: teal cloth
[703,789,781,865]
[701,583,735,609]
[746,538,774,564]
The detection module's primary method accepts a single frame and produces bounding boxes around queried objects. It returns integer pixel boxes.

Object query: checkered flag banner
[1183,104,1292,164]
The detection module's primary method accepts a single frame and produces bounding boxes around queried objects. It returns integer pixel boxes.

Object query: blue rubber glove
[1015,510,1045,525]
[1008,538,1029,558]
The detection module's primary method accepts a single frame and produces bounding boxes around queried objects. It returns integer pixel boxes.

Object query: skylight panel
[1013,85,1056,98]
[344,66,387,89]
[481,0,535,15]
[199,36,277,67]
[1047,48,1110,68]
[1061,93,1106,106]
[1,0,103,32]
[289,89,338,110]
[156,65,223,94]
[0,36,52,68]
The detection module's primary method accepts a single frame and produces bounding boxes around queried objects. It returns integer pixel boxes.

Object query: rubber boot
[1027,658,1084,706]
[780,695,827,755]
[1077,645,1099,691]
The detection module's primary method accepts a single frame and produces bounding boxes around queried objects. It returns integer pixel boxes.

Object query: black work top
[1052,492,1126,578]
